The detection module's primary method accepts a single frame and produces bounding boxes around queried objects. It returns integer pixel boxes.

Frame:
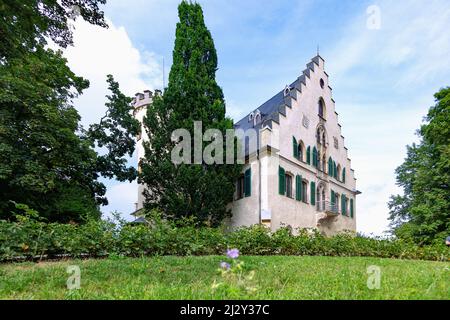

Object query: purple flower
[226,248,240,259]
[220,261,231,270]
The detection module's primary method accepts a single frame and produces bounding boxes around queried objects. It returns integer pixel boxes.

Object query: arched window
[312,147,318,167]
[306,146,311,164]
[337,164,341,181]
[254,113,261,125]
[318,99,325,118]
[298,141,305,162]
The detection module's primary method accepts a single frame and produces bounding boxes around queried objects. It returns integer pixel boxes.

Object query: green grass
[0,256,448,300]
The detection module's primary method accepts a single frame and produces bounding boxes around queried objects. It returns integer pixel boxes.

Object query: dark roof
[129,217,147,224]
[234,55,324,134]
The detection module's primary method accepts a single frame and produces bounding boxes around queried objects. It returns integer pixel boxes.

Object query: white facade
[133,55,360,235]
[132,90,156,211]
[229,55,359,236]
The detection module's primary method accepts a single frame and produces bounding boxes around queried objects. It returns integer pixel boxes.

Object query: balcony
[316,201,339,216]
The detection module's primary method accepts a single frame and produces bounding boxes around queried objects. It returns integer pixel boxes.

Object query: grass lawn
[0,256,448,300]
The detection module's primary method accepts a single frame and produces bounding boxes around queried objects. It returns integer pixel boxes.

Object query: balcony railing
[317,201,339,216]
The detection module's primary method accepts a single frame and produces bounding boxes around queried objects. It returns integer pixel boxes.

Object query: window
[306,146,311,164]
[302,181,308,203]
[328,157,333,175]
[335,193,340,213]
[298,143,304,162]
[341,194,348,216]
[254,113,261,125]
[337,165,341,181]
[322,155,326,173]
[286,174,293,198]
[334,137,339,149]
[320,78,325,89]
[236,176,244,199]
[312,147,318,167]
[318,99,325,118]
[342,168,346,184]
[244,168,251,197]
[236,168,251,199]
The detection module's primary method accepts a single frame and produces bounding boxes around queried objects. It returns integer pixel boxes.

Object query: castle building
[133,55,360,235]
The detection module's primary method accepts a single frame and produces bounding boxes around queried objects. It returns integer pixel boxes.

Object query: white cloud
[64,18,163,127]
[324,0,450,236]
[328,0,450,87]
[59,18,162,218]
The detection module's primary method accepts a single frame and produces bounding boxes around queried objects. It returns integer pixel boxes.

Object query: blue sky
[62,0,450,235]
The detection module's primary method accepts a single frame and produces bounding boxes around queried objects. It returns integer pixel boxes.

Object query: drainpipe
[258,149,262,224]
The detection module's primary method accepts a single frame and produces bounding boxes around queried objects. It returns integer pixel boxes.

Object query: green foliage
[389,87,450,244]
[0,214,447,263]
[0,47,139,221]
[0,0,107,60]
[0,0,138,222]
[85,75,140,183]
[140,1,242,226]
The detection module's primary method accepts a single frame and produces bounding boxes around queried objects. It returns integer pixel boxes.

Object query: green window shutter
[293,137,298,159]
[331,190,335,205]
[295,175,301,201]
[312,147,318,167]
[310,181,316,205]
[306,146,311,164]
[341,195,346,215]
[333,162,337,178]
[278,166,286,195]
[244,168,251,197]
[328,157,332,175]
[350,198,354,218]
[342,168,346,183]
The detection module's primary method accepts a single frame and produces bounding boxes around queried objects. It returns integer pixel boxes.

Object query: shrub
[0,211,448,262]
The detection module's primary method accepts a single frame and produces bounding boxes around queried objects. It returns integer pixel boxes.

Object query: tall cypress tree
[140,1,242,226]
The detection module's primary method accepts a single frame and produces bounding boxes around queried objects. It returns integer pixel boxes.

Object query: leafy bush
[0,211,448,262]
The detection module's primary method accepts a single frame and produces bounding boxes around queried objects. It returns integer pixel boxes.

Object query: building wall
[227,157,261,229]
[132,91,153,211]
[229,56,358,235]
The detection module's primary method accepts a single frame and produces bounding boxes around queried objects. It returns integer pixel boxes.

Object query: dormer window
[284,85,291,96]
[248,112,254,122]
[254,109,261,125]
